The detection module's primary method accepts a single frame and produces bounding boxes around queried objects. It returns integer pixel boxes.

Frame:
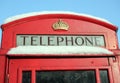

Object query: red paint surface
[0,13,120,83]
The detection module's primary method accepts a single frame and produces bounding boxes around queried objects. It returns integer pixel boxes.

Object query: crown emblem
[52,19,69,30]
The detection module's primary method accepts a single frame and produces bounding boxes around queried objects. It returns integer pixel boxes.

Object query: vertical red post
[0,55,6,83]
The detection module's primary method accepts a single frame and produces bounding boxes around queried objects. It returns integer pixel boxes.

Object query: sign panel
[17,35,105,46]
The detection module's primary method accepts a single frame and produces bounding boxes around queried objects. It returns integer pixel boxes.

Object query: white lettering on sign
[17,35,105,46]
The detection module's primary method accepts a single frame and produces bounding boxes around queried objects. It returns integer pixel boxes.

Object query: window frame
[18,66,113,83]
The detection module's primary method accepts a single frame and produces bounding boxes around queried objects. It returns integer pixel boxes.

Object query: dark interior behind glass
[36,70,96,83]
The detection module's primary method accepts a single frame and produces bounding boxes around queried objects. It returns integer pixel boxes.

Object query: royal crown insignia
[52,19,69,30]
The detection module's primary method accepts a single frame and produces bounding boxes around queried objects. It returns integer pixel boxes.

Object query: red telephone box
[0,12,120,83]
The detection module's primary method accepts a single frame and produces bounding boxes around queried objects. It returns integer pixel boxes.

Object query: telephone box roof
[4,11,112,24]
[2,11,117,31]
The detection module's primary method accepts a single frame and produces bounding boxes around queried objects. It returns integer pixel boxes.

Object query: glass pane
[36,70,96,83]
[100,70,109,83]
[22,71,31,83]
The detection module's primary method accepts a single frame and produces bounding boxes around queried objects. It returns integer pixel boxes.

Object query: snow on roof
[4,11,113,25]
[7,46,113,55]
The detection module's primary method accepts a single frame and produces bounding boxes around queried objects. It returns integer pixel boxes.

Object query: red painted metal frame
[9,58,113,83]
[18,67,113,83]
[0,14,119,50]
[0,13,120,83]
